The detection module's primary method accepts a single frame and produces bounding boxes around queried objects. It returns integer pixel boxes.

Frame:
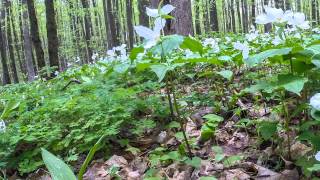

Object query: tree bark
[27,0,46,72]
[170,0,194,36]
[106,0,118,47]
[236,0,242,32]
[0,5,11,85]
[4,0,19,83]
[138,0,149,27]
[126,0,134,49]
[210,0,219,32]
[251,0,256,27]
[231,0,236,32]
[264,0,272,32]
[242,0,249,33]
[194,0,201,35]
[81,0,93,63]
[22,0,35,81]
[45,0,60,75]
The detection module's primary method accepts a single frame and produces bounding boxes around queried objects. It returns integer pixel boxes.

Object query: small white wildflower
[313,28,320,33]
[272,36,283,45]
[157,131,167,143]
[203,38,220,53]
[0,120,6,133]
[91,53,99,60]
[233,41,250,59]
[225,37,232,43]
[310,93,320,111]
[54,71,59,76]
[134,17,166,49]
[146,4,175,18]
[316,151,320,161]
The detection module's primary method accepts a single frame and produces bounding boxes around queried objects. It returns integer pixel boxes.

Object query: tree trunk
[274,0,284,9]
[27,0,46,72]
[150,0,159,8]
[4,0,19,83]
[170,0,194,36]
[194,0,201,35]
[297,0,301,11]
[242,0,248,33]
[231,0,236,32]
[312,0,317,26]
[138,0,149,27]
[45,0,60,75]
[236,0,242,32]
[126,0,134,49]
[264,0,272,32]
[106,0,118,47]
[0,6,11,85]
[81,0,93,63]
[251,0,256,27]
[210,0,219,32]
[285,0,291,10]
[22,0,35,81]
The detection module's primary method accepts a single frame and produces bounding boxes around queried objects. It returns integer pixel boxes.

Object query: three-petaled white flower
[146,4,175,18]
[233,41,250,59]
[272,36,283,45]
[203,38,220,53]
[287,12,310,29]
[0,120,6,133]
[310,93,320,111]
[316,151,320,161]
[134,5,175,49]
[256,6,292,25]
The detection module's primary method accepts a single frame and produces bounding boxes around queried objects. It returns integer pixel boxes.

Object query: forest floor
[23,76,309,180]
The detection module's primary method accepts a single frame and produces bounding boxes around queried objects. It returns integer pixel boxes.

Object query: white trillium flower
[272,36,283,45]
[316,151,320,161]
[233,41,250,59]
[225,37,232,43]
[92,53,99,60]
[312,28,320,33]
[134,17,166,49]
[287,12,310,29]
[256,6,292,25]
[310,93,320,111]
[203,38,220,53]
[146,4,175,18]
[0,120,6,133]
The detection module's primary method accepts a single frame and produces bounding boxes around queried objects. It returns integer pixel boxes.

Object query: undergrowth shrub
[0,66,167,174]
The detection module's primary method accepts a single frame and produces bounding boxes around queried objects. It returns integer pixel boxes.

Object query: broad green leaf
[129,46,144,61]
[223,155,243,167]
[276,74,308,95]
[308,164,320,172]
[113,63,130,73]
[150,64,169,82]
[203,114,224,122]
[1,100,20,119]
[216,70,233,80]
[185,157,202,169]
[312,60,320,68]
[151,35,184,55]
[41,148,76,180]
[180,36,204,55]
[246,48,292,67]
[200,177,218,180]
[212,146,224,154]
[258,121,278,140]
[307,44,320,55]
[200,124,215,141]
[218,55,232,62]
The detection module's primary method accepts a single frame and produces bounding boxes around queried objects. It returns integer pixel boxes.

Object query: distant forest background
[0,0,319,84]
